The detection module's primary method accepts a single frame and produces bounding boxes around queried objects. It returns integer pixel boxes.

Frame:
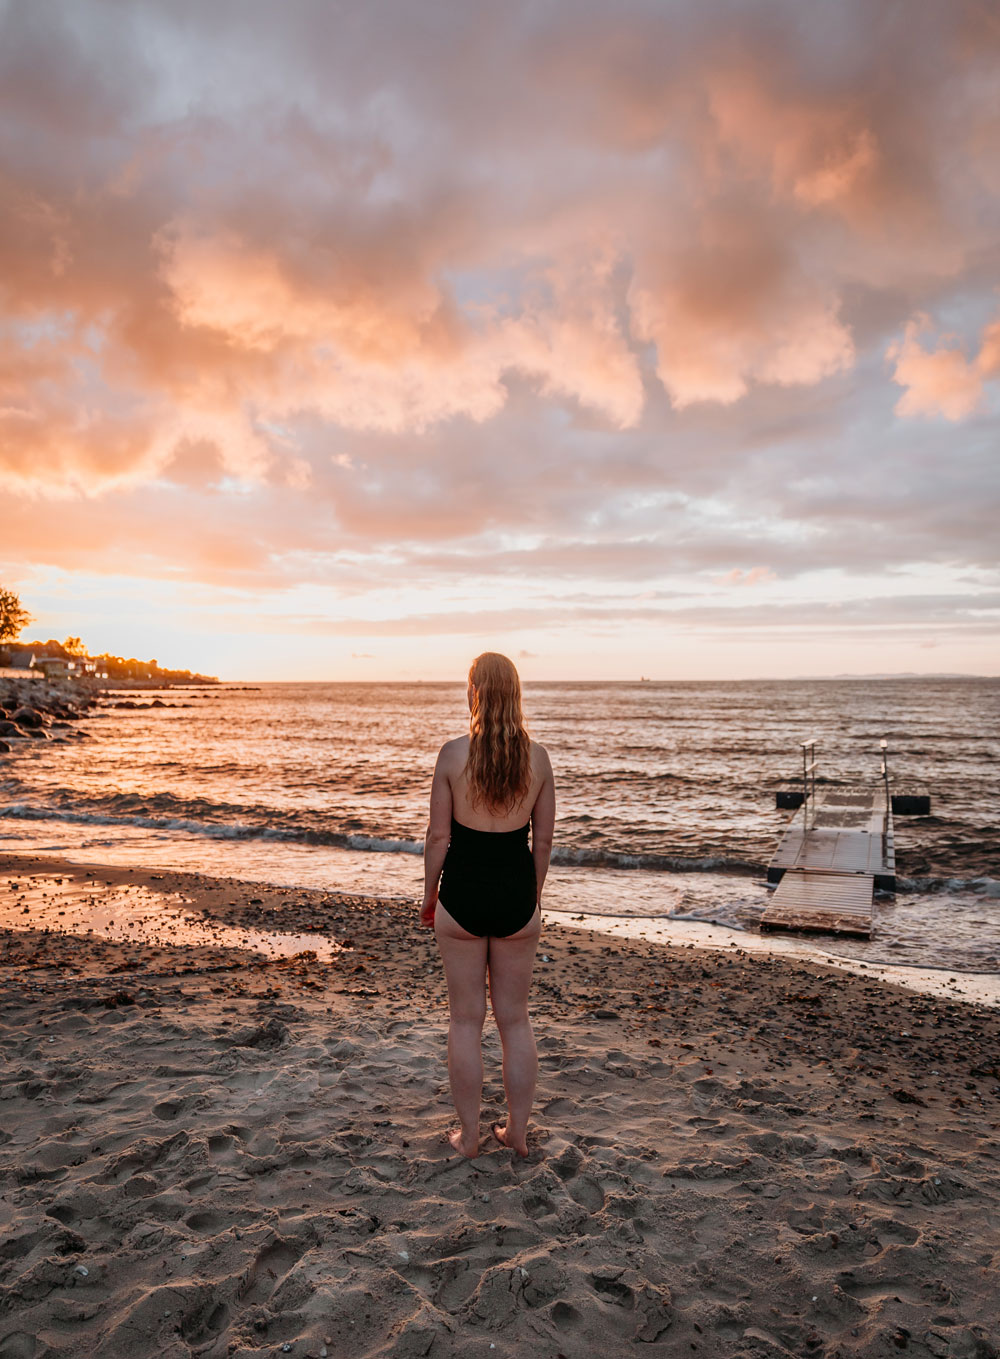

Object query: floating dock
[761,741,895,939]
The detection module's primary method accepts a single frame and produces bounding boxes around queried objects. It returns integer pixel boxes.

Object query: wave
[0,799,765,876]
[550,845,761,874]
[3,786,993,889]
[896,874,1000,896]
[0,801,425,856]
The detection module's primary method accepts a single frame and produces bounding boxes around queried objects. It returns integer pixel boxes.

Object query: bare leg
[434,904,488,1157]
[488,908,541,1157]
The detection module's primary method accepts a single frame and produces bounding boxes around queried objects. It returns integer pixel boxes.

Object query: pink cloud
[888,314,997,421]
[718,567,778,587]
[629,204,855,407]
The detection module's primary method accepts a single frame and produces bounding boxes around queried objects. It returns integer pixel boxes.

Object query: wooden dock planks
[767,786,895,891]
[763,782,893,937]
[761,869,874,938]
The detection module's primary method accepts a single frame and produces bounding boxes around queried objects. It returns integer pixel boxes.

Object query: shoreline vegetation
[0,588,218,688]
[0,637,218,688]
[1,854,998,1356]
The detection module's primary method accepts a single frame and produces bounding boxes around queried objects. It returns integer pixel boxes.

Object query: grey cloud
[256,591,1000,638]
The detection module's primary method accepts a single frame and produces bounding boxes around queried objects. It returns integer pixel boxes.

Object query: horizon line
[195,671,999,685]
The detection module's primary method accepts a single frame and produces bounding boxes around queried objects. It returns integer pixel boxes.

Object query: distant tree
[63,636,87,656]
[23,638,71,658]
[0,587,32,643]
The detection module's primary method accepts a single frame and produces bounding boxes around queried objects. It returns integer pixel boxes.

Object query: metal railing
[879,737,890,860]
[801,738,818,830]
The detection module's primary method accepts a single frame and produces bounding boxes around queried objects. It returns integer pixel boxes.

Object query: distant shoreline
[191,672,998,685]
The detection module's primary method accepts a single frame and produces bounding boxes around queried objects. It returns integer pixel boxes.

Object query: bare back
[437,735,551,832]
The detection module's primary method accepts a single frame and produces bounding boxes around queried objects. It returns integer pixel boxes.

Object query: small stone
[74,1265,89,1278]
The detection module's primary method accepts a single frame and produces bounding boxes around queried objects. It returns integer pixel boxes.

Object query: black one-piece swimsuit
[438,817,537,938]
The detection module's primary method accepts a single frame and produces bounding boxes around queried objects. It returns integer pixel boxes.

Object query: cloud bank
[1,0,998,671]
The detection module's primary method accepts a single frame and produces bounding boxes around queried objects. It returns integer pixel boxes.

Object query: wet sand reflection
[1,874,343,962]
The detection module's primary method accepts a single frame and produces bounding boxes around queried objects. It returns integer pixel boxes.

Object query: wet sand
[2,853,999,1358]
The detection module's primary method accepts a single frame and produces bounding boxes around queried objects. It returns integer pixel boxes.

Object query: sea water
[1,678,997,973]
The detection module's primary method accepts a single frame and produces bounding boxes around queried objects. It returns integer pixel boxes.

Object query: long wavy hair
[465,652,532,813]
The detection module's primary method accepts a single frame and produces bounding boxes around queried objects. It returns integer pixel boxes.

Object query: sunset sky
[2,0,998,680]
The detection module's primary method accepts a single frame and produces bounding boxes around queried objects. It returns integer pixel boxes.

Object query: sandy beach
[2,854,998,1359]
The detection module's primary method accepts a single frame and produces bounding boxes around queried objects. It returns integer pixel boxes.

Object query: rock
[11,706,45,727]
[0,739,10,753]
[0,720,26,737]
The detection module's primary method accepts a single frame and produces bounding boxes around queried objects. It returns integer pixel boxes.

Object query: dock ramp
[762,741,895,939]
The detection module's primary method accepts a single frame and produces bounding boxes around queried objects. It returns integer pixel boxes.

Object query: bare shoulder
[437,736,469,772]
[529,740,553,777]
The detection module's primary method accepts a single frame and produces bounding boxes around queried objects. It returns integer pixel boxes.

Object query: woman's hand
[420,888,438,928]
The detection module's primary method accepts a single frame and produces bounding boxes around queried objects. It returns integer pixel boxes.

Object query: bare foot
[491,1121,529,1157]
[447,1128,479,1158]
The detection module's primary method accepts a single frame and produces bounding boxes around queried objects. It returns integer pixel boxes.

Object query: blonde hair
[465,652,532,813]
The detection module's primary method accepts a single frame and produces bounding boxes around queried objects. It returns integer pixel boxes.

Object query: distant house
[7,649,36,670]
[35,657,76,679]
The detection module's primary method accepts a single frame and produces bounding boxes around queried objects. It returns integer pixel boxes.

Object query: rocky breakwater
[0,678,98,755]
[98,696,194,710]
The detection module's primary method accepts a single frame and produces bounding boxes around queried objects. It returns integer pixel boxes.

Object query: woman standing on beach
[421,653,555,1159]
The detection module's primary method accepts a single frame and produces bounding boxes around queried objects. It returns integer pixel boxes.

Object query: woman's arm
[530,745,555,906]
[421,744,454,926]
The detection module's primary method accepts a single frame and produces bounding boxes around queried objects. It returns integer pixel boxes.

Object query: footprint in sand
[433,1257,482,1310]
[551,1299,581,1330]
[151,1096,187,1120]
[521,1189,557,1220]
[0,1331,37,1358]
[238,1239,303,1306]
[44,1203,77,1226]
[179,1296,230,1347]
[185,1208,228,1234]
[207,1133,241,1165]
[566,1172,605,1213]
